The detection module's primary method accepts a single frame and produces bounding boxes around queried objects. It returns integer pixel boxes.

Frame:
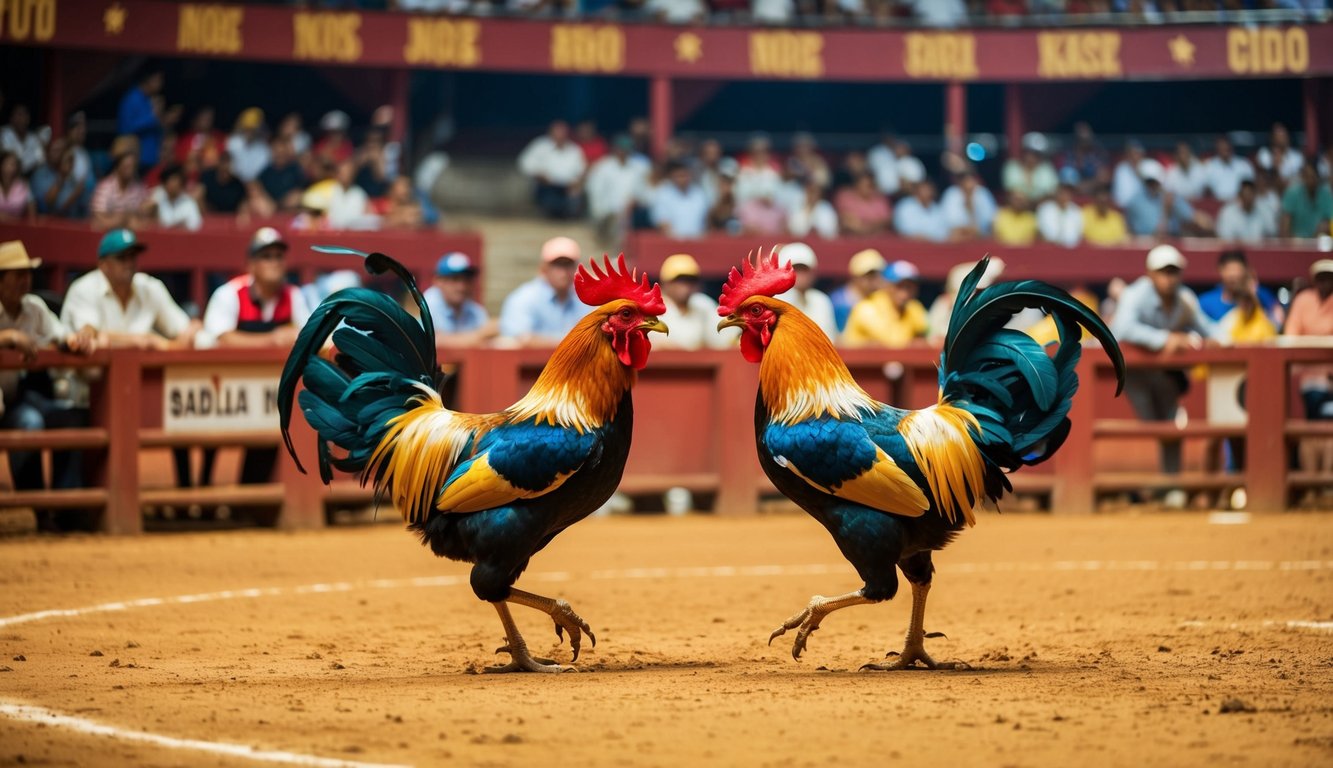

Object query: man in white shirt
[225,107,271,184]
[866,134,900,196]
[586,135,650,247]
[655,254,736,350]
[774,242,837,340]
[0,104,46,176]
[891,139,926,197]
[894,180,949,242]
[1036,183,1084,247]
[1204,136,1254,202]
[327,160,378,230]
[1112,141,1147,208]
[518,120,586,220]
[1216,180,1278,244]
[940,170,997,239]
[1255,123,1304,186]
[497,236,591,346]
[148,165,202,231]
[651,162,709,239]
[734,135,783,204]
[1163,142,1209,201]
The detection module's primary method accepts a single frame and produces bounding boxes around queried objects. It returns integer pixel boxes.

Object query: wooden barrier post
[1051,355,1097,515]
[103,351,143,534]
[714,355,760,516]
[1243,347,1289,512]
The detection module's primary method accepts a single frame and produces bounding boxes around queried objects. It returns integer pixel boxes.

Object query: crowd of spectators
[0,73,443,234]
[517,119,1333,252]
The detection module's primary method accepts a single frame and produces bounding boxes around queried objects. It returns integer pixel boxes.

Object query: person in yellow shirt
[1082,185,1128,246]
[841,260,929,348]
[993,191,1037,246]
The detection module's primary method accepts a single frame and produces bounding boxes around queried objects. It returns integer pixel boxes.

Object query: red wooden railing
[1,345,1330,533]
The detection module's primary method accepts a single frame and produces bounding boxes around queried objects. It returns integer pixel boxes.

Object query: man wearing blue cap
[61,228,198,351]
[423,252,495,347]
[842,260,928,348]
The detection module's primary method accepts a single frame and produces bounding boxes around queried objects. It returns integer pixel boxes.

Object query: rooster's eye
[749,305,763,316]
[619,309,633,321]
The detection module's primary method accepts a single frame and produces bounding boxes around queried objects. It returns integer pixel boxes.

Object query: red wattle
[740,329,765,363]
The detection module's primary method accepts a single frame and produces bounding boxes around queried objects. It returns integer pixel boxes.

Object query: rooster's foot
[484,645,575,674]
[494,644,556,666]
[861,635,969,671]
[768,591,871,660]
[547,599,596,663]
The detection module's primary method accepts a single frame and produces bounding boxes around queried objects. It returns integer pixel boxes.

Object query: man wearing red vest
[194,227,311,499]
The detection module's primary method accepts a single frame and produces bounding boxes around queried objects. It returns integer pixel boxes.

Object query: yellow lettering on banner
[1227,27,1308,75]
[0,0,57,42]
[749,31,824,79]
[550,25,624,73]
[903,33,977,80]
[1036,32,1121,78]
[177,5,243,55]
[293,11,362,62]
[403,18,481,67]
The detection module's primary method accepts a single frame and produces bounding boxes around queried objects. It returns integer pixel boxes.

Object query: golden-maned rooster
[717,253,1124,670]
[279,251,667,673]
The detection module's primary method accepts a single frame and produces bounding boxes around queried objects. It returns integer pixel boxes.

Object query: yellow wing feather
[897,405,987,526]
[435,455,576,514]
[786,447,930,517]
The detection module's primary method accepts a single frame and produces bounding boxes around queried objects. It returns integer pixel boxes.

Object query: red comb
[575,254,666,315]
[717,247,796,315]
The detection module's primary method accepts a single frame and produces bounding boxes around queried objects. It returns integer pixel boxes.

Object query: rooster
[717,252,1124,670]
[278,250,668,673]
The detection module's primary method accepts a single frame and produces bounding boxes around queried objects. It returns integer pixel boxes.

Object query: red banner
[2,1,1330,81]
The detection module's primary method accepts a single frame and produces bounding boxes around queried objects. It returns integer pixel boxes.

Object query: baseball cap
[848,248,887,277]
[98,228,146,259]
[660,254,701,282]
[883,260,921,284]
[778,242,816,270]
[249,227,288,256]
[1311,258,1333,277]
[301,180,336,212]
[320,110,350,133]
[436,251,477,277]
[717,157,740,179]
[0,240,40,271]
[540,236,580,264]
[1146,244,1187,272]
[238,107,264,131]
[1139,159,1165,184]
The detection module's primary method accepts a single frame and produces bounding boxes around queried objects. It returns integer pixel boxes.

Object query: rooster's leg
[484,601,572,673]
[506,588,596,662]
[861,581,966,671]
[768,590,872,660]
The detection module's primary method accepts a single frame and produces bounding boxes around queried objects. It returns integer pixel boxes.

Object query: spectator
[117,71,164,170]
[142,133,178,189]
[0,151,33,221]
[1082,185,1128,246]
[1285,259,1333,480]
[587,134,650,247]
[788,178,839,239]
[1,105,45,175]
[226,108,271,183]
[497,236,589,346]
[1037,183,1084,247]
[1057,121,1109,194]
[518,120,586,220]
[64,113,93,194]
[993,191,1037,246]
[572,119,609,165]
[0,241,97,515]
[786,132,831,191]
[1002,135,1059,202]
[1204,136,1254,202]
[941,169,997,240]
[277,111,311,157]
[31,141,85,219]
[378,177,423,230]
[834,173,892,235]
[258,136,307,212]
[830,248,886,332]
[176,106,226,168]
[1164,141,1208,201]
[313,110,354,166]
[894,179,949,242]
[707,162,741,235]
[199,151,247,215]
[891,139,927,197]
[422,252,496,347]
[774,242,836,340]
[866,133,901,197]
[1254,167,1283,223]
[1109,245,1220,507]
[1112,140,1147,208]
[90,152,148,230]
[1198,250,1279,326]
[832,150,870,193]
[1216,180,1277,244]
[645,0,707,22]
[147,165,201,231]
[752,0,796,24]
[843,260,928,348]
[291,184,333,232]
[737,189,787,237]
[1125,161,1196,237]
[656,254,735,350]
[326,160,376,230]
[1280,164,1333,239]
[651,161,709,238]
[905,0,968,26]
[735,134,783,204]
[696,138,729,205]
[1255,122,1304,187]
[354,127,392,198]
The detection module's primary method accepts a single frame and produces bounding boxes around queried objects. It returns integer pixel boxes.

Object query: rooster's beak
[717,314,743,331]
[639,317,669,335]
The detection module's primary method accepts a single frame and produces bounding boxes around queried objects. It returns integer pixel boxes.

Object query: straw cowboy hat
[0,241,41,271]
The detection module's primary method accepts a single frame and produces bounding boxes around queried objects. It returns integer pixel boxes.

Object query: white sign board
[164,365,282,433]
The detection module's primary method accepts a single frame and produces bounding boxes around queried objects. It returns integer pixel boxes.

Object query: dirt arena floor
[1,511,1331,767]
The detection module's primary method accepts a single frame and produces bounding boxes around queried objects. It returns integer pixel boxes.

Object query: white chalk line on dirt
[0,702,410,768]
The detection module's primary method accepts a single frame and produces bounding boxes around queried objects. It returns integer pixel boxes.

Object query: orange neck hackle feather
[753,297,878,425]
